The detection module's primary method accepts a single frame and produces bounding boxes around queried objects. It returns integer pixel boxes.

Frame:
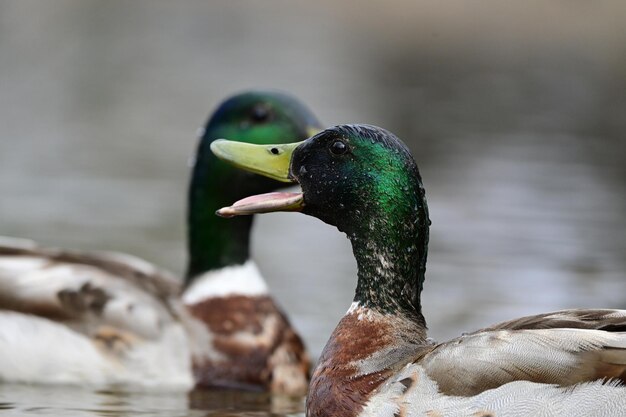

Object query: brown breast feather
[188,295,309,394]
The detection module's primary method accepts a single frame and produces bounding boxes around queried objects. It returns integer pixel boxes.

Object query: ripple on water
[0,385,305,417]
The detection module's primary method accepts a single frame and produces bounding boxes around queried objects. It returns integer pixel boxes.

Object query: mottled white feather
[361,365,626,417]
[0,311,192,390]
[0,255,174,339]
[0,239,195,389]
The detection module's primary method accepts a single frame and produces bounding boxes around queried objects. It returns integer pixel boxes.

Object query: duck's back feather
[479,308,626,332]
[419,327,626,396]
[0,237,192,389]
[0,237,181,337]
[415,309,626,397]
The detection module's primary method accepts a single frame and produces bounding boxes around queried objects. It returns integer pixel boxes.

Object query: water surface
[0,385,304,417]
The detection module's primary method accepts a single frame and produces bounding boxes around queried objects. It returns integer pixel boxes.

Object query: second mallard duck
[212,124,626,416]
[0,91,319,394]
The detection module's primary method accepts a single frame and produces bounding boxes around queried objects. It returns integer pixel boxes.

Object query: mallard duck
[0,91,321,394]
[212,124,626,416]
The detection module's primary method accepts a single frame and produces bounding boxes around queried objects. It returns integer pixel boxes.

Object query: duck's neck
[347,186,429,321]
[185,140,253,284]
[307,189,430,417]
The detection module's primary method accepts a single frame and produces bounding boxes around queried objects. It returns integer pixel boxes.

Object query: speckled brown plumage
[307,308,428,417]
[0,243,180,309]
[307,315,391,417]
[188,295,310,394]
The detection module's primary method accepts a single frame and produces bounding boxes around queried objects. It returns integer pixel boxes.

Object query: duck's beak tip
[215,207,235,218]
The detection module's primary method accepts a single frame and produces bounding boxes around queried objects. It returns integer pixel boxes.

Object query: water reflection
[0,385,189,417]
[0,385,304,417]
[189,389,303,416]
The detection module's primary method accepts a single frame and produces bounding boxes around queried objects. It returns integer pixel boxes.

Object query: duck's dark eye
[250,104,272,124]
[329,140,347,155]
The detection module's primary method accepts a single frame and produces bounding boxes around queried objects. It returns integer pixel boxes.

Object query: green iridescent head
[196,91,322,198]
[186,91,322,280]
[206,91,321,147]
[289,125,427,236]
[212,125,430,316]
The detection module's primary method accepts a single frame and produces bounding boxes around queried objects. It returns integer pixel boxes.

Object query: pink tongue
[217,192,304,218]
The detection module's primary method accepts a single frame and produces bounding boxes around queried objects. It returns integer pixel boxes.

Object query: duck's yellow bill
[210,139,302,183]
[211,139,306,217]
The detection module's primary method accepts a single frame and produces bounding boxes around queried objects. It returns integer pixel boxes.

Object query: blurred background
[1,0,625,372]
